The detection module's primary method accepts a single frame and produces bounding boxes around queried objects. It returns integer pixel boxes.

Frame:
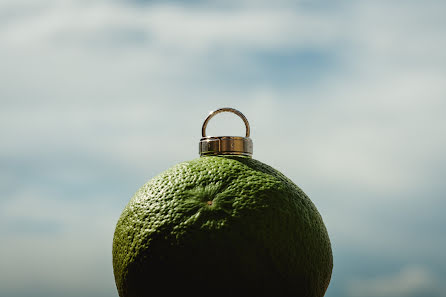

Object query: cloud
[348,266,446,297]
[0,186,119,297]
[0,0,341,50]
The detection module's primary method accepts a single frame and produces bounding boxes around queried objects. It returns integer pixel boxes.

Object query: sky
[1,0,446,296]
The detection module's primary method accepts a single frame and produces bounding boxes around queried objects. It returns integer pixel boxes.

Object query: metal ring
[201,107,250,138]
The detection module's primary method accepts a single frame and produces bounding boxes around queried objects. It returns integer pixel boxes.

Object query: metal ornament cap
[199,108,253,157]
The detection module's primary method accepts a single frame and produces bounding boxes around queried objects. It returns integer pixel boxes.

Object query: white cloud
[348,266,446,297]
[0,1,341,51]
[0,187,119,297]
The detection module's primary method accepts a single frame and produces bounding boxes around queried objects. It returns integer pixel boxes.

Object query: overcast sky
[1,1,446,297]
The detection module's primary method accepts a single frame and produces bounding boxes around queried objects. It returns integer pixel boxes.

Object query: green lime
[113,155,332,297]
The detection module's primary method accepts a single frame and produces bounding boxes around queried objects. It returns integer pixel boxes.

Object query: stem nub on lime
[113,156,332,297]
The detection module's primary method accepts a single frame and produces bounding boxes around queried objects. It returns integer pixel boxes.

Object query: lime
[113,155,332,297]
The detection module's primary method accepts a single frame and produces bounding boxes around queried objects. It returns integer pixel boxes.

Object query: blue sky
[1,0,446,296]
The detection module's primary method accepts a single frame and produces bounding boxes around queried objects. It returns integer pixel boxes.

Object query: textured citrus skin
[113,156,332,297]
